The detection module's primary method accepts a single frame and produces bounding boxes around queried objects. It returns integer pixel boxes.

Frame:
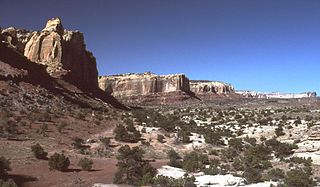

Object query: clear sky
[1,0,319,93]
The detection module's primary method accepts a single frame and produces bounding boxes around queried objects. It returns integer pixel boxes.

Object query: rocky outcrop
[1,27,33,53]
[190,80,234,95]
[2,18,98,92]
[98,72,190,97]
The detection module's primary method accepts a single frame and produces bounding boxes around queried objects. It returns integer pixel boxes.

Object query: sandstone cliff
[2,18,98,92]
[190,80,235,94]
[98,72,190,97]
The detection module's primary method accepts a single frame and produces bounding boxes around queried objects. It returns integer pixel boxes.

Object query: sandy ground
[9,157,168,187]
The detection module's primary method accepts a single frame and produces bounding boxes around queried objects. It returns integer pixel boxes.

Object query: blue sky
[1,0,319,93]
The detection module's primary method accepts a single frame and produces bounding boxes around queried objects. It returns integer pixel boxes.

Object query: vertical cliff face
[190,80,235,94]
[3,18,98,92]
[98,72,190,97]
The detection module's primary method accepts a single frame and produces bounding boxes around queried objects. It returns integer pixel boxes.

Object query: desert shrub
[265,138,298,158]
[294,117,302,125]
[283,167,315,187]
[243,136,257,146]
[232,158,244,171]
[260,136,267,142]
[0,179,17,187]
[265,168,285,181]
[152,175,194,187]
[72,137,87,153]
[228,138,243,151]
[286,156,312,167]
[203,164,219,175]
[157,134,165,143]
[31,143,48,159]
[99,137,111,148]
[57,122,67,133]
[48,153,70,171]
[113,145,156,186]
[281,115,287,121]
[0,156,11,178]
[37,123,48,135]
[242,144,272,183]
[243,144,272,169]
[141,127,146,133]
[305,115,313,122]
[141,140,151,146]
[177,130,191,144]
[182,151,209,172]
[275,125,285,136]
[76,112,86,120]
[1,119,18,135]
[78,158,93,171]
[221,148,238,161]
[167,149,182,168]
[243,167,262,184]
[113,124,141,143]
[126,121,136,132]
[204,130,224,146]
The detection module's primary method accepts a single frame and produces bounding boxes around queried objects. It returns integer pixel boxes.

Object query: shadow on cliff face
[0,42,127,110]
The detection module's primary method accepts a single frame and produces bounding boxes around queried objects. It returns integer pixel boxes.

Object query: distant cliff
[236,90,317,99]
[98,72,238,104]
[98,72,190,97]
[1,18,98,92]
[190,80,234,95]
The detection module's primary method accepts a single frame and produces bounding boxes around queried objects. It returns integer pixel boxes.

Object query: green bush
[243,167,262,184]
[99,137,111,148]
[232,158,244,171]
[286,156,312,166]
[182,151,209,172]
[113,124,141,143]
[265,138,297,158]
[167,149,182,168]
[78,158,93,171]
[113,145,156,186]
[284,167,315,187]
[221,148,238,161]
[48,153,70,171]
[228,138,243,151]
[152,175,185,187]
[31,143,48,159]
[266,168,285,181]
[177,130,191,144]
[152,175,196,187]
